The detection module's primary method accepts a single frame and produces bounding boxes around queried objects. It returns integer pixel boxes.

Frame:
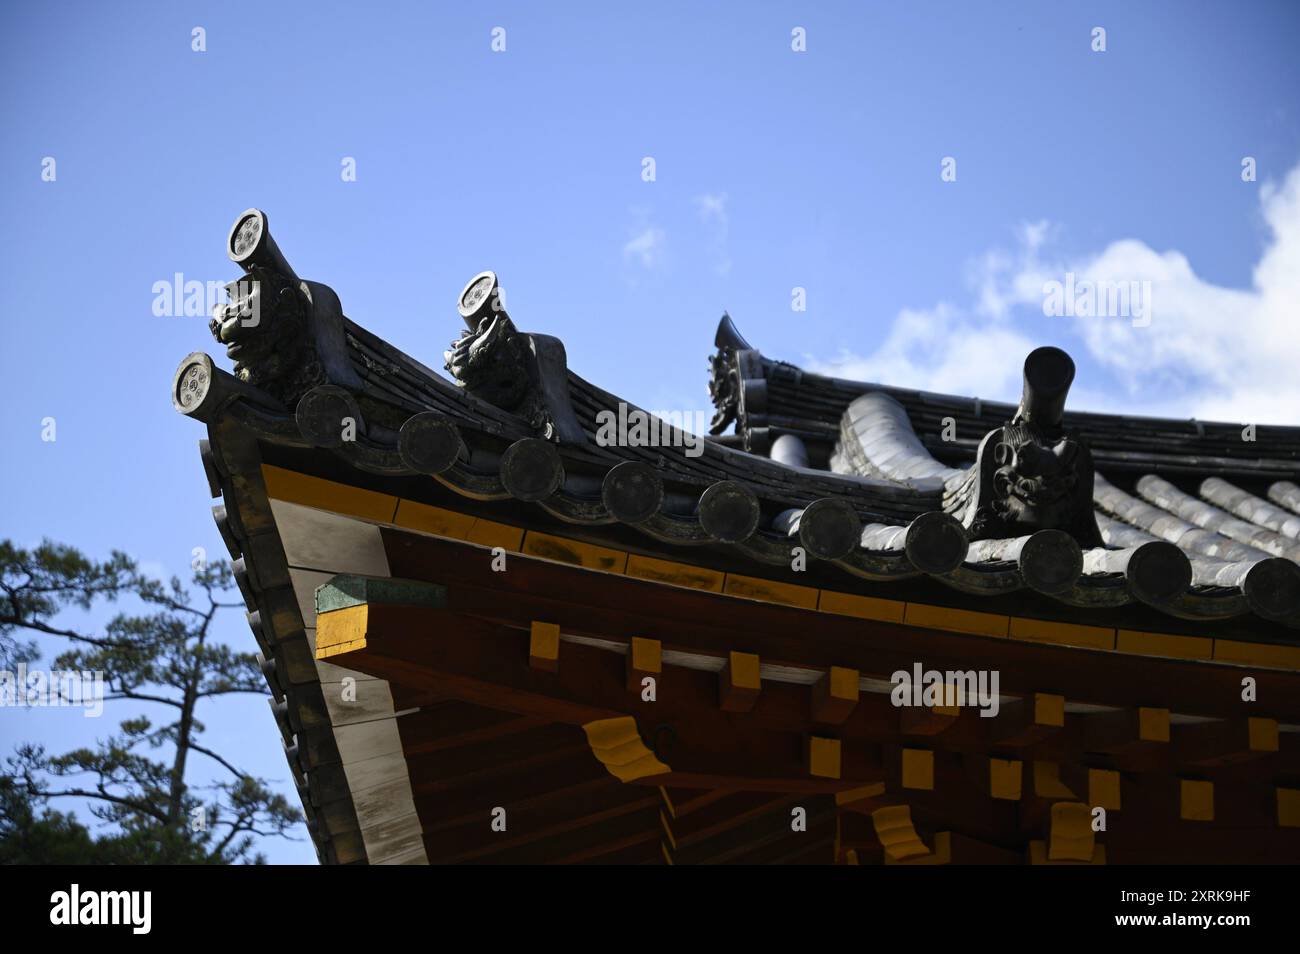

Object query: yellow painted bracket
[583,716,670,783]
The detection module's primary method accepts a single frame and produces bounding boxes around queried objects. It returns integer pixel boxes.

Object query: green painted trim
[315,575,448,615]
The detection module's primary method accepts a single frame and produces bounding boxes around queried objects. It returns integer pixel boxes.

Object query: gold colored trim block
[465,518,523,552]
[625,555,725,592]
[529,621,560,671]
[904,603,1009,638]
[1180,779,1215,822]
[871,805,930,861]
[1118,629,1212,661]
[818,590,906,623]
[989,758,1023,801]
[582,716,670,783]
[1033,693,1066,728]
[315,605,369,659]
[393,499,476,540]
[1139,706,1171,742]
[262,464,398,523]
[808,736,842,779]
[629,637,662,674]
[1247,717,1279,752]
[1277,787,1300,828]
[1085,768,1122,810]
[1011,617,1114,651]
[523,531,628,574]
[1047,802,1095,862]
[1213,640,1300,671]
[723,574,819,610]
[901,748,935,790]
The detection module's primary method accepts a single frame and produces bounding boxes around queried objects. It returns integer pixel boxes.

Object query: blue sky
[2,1,1298,863]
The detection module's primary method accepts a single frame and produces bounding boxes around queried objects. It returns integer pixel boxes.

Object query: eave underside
[334,521,1300,864]
[209,440,1300,864]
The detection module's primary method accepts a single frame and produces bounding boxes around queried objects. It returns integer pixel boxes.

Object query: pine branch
[38,787,169,825]
[189,743,249,781]
[0,616,132,650]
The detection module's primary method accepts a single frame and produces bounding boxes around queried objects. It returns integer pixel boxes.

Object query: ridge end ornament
[962,347,1103,547]
[444,269,586,444]
[208,208,362,407]
[707,312,751,435]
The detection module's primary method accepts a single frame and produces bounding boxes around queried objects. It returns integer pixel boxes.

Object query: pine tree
[0,540,301,863]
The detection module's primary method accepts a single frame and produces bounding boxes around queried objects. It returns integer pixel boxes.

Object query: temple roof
[176,260,1300,631]
[708,315,1300,481]
[705,314,1300,628]
[173,209,1300,865]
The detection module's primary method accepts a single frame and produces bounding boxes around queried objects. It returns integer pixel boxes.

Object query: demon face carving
[963,348,1103,547]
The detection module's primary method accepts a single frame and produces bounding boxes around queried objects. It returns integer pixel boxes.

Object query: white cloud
[694,192,731,277]
[623,225,666,270]
[809,303,1036,399]
[696,192,728,222]
[1056,170,1300,423]
[807,162,1300,425]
